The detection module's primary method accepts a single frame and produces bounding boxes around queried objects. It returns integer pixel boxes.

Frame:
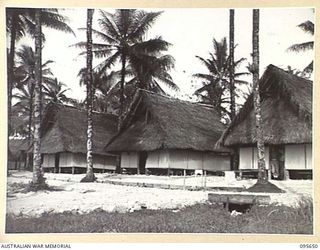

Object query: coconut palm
[6,8,35,134]
[13,45,54,140]
[287,20,314,73]
[43,78,74,105]
[73,9,174,127]
[193,37,247,122]
[32,9,44,186]
[12,83,35,139]
[249,9,267,183]
[229,9,235,120]
[31,8,74,187]
[7,8,74,133]
[80,9,95,182]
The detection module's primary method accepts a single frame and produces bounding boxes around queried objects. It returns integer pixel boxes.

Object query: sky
[13,7,314,102]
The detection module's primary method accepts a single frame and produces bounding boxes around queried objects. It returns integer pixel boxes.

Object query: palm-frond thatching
[106,89,228,152]
[8,138,30,159]
[218,64,312,146]
[40,102,118,155]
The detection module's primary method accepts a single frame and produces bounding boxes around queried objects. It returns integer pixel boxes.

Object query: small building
[8,138,30,170]
[219,64,312,179]
[105,89,231,175]
[40,103,118,174]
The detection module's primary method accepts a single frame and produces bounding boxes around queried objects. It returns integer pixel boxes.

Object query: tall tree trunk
[82,8,95,182]
[39,25,43,122]
[8,15,17,136]
[118,53,126,131]
[28,82,35,141]
[229,9,235,120]
[252,9,267,183]
[32,9,45,186]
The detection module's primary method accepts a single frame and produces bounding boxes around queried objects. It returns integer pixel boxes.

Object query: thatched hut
[40,103,118,174]
[219,64,312,179]
[8,138,30,170]
[105,89,231,175]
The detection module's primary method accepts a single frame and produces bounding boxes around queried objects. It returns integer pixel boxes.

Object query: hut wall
[59,152,117,170]
[187,151,203,170]
[93,154,117,170]
[239,146,270,169]
[239,147,253,169]
[43,154,55,168]
[285,144,312,170]
[306,144,312,169]
[60,152,75,167]
[121,152,138,169]
[146,150,169,169]
[145,150,230,171]
[203,153,230,171]
[167,150,187,169]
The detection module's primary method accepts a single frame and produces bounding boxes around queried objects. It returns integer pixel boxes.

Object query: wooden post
[183,169,186,190]
[72,167,75,175]
[201,170,204,188]
[204,170,207,190]
[226,197,230,211]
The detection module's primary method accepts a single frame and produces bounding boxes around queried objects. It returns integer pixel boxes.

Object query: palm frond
[287,41,314,52]
[128,10,162,40]
[98,10,120,40]
[298,20,314,35]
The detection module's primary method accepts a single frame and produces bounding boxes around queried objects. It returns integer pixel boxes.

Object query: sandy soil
[6,171,313,217]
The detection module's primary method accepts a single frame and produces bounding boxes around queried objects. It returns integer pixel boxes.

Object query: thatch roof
[220,64,312,146]
[41,103,118,155]
[8,138,30,159]
[106,89,228,152]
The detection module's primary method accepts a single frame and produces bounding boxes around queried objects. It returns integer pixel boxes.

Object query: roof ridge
[48,101,117,117]
[138,88,217,110]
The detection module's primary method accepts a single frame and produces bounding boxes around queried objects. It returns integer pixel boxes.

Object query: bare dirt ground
[6,171,313,217]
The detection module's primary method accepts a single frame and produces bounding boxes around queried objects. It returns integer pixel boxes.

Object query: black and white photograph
[4,5,314,235]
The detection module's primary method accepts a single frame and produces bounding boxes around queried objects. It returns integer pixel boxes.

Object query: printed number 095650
[300,244,318,248]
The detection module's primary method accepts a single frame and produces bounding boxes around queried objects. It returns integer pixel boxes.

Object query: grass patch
[6,199,313,234]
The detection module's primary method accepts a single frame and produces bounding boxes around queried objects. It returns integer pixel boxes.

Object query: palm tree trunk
[32,9,45,186]
[118,53,126,131]
[229,9,235,120]
[252,9,267,183]
[8,16,17,136]
[82,8,95,182]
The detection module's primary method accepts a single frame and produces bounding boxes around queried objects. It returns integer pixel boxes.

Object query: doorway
[138,151,147,174]
[269,145,285,180]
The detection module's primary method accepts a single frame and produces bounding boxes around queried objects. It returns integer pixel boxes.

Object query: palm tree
[249,9,267,183]
[126,54,177,92]
[31,8,74,187]
[193,37,247,123]
[287,20,314,73]
[73,9,173,128]
[7,8,74,133]
[81,9,95,182]
[32,9,44,186]
[229,9,235,120]
[6,8,35,135]
[12,83,35,139]
[43,78,74,104]
[13,45,54,140]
